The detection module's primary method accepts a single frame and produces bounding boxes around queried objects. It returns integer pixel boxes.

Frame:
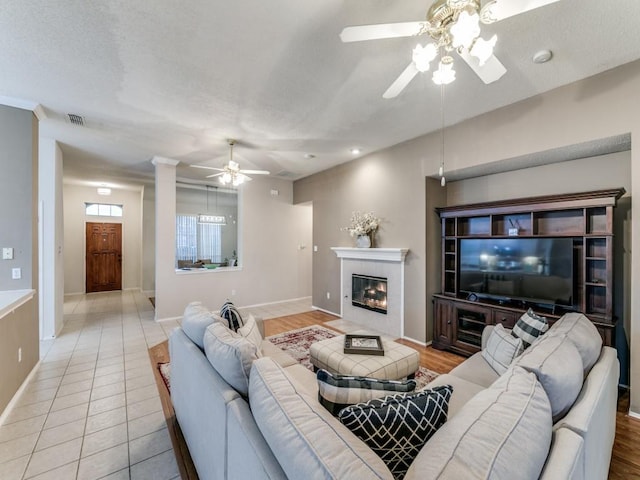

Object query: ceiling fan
[191,139,270,186]
[340,0,560,98]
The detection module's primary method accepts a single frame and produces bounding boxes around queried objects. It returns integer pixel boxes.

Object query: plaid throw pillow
[482,323,524,374]
[317,369,416,415]
[511,308,549,348]
[338,385,452,479]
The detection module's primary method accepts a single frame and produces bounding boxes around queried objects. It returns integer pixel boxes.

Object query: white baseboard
[629,410,640,420]
[142,290,155,297]
[0,361,41,427]
[311,305,341,317]
[241,296,312,310]
[155,315,182,323]
[401,336,429,347]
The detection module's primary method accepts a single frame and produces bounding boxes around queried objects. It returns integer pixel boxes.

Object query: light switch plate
[12,268,21,279]
[2,247,13,260]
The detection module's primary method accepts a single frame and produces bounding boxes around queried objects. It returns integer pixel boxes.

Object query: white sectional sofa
[169,309,619,479]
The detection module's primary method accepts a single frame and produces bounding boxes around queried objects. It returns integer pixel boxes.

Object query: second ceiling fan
[340,0,560,98]
[191,140,270,187]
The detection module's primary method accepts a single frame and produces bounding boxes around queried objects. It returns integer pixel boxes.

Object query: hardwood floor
[157,310,640,479]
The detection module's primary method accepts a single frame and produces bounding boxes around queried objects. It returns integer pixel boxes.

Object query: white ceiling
[1,0,639,188]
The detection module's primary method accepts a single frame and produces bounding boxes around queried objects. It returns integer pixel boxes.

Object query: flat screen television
[459,237,574,307]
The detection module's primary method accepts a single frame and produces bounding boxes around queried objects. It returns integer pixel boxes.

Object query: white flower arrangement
[343,211,381,237]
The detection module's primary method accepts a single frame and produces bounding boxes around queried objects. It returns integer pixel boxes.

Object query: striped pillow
[482,323,524,374]
[317,369,417,415]
[511,308,549,348]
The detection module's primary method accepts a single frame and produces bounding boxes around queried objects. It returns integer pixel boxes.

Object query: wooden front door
[86,222,122,293]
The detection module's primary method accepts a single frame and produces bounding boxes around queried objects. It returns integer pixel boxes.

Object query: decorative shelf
[331,247,409,262]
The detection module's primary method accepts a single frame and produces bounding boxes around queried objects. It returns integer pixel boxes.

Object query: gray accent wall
[0,105,37,290]
[0,104,39,415]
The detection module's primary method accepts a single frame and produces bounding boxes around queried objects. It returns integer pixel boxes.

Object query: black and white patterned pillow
[338,385,452,479]
[511,308,549,348]
[219,301,244,331]
[316,369,417,415]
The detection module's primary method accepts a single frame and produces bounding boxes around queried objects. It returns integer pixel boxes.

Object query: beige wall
[154,161,312,319]
[294,142,432,342]
[0,296,38,414]
[63,185,143,294]
[295,59,640,413]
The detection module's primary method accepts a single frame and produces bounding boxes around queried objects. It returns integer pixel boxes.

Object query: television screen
[459,238,573,306]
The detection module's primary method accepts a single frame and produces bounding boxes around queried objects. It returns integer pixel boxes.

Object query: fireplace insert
[352,274,387,314]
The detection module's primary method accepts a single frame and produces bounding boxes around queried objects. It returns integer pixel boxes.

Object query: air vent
[67,114,84,126]
[275,170,295,178]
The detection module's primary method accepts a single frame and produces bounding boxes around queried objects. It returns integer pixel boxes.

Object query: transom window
[85,203,123,217]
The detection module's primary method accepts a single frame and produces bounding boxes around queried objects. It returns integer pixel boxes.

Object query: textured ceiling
[1,0,639,187]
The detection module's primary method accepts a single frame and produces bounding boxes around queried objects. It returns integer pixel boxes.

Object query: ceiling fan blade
[205,172,225,178]
[458,49,507,84]
[190,165,224,171]
[239,169,270,175]
[340,21,424,43]
[480,0,561,24]
[383,63,419,99]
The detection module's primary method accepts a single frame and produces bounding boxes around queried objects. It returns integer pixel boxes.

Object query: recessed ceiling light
[350,148,361,155]
[532,49,552,64]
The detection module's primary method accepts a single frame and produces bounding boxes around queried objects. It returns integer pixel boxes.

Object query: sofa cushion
[545,312,602,375]
[511,308,549,348]
[513,334,583,422]
[421,373,485,419]
[339,386,452,480]
[482,323,524,375]
[317,369,417,415]
[448,352,500,389]
[203,322,260,397]
[238,314,263,355]
[181,301,219,350]
[249,357,394,480]
[405,367,552,480]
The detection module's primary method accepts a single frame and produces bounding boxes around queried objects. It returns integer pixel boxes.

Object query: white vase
[356,235,371,248]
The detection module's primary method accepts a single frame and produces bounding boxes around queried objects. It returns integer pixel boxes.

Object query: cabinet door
[433,299,453,350]
[492,310,520,330]
[452,303,491,355]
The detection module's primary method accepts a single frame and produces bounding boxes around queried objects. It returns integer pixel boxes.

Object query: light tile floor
[0,291,312,480]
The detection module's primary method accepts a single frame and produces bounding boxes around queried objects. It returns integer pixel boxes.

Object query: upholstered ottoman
[309,334,420,380]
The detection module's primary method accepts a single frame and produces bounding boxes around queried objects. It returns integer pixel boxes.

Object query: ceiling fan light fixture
[413,43,438,72]
[450,9,480,49]
[433,56,456,85]
[470,34,497,66]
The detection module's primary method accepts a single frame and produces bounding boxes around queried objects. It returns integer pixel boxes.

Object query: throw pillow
[338,385,453,479]
[219,301,244,331]
[238,314,263,355]
[316,369,417,415]
[511,308,549,348]
[482,323,524,375]
[181,301,219,350]
[513,334,583,422]
[203,322,260,397]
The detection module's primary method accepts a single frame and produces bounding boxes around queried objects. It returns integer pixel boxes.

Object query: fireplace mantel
[331,247,409,262]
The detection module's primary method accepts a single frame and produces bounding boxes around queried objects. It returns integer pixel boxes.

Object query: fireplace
[352,274,388,314]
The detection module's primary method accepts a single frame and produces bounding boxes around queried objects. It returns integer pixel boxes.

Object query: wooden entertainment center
[433,188,625,357]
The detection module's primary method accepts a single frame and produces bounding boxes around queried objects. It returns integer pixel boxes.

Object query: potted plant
[343,211,381,248]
